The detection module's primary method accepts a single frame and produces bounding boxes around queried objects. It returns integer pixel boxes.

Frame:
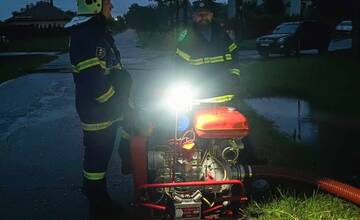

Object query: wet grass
[238,39,257,50]
[237,50,360,118]
[0,55,57,84]
[234,101,360,219]
[244,189,360,219]
[233,52,360,218]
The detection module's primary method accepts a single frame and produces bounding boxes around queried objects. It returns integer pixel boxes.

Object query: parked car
[256,21,330,57]
[335,20,352,32]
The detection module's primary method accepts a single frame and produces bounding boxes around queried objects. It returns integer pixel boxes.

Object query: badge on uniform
[96,47,106,59]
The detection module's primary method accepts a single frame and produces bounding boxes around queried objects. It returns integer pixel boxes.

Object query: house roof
[5,1,71,23]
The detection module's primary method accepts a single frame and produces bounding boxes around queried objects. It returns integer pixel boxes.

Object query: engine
[148,137,247,193]
[142,107,250,219]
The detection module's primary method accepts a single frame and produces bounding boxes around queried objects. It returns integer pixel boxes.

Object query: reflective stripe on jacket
[69,16,132,131]
[175,22,241,98]
[176,23,240,69]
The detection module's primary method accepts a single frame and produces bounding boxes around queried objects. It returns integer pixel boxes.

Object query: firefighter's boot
[82,178,121,219]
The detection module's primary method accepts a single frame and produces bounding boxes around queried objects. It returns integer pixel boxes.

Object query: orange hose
[251,166,360,206]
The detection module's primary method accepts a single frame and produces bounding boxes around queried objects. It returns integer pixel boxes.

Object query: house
[5,0,72,29]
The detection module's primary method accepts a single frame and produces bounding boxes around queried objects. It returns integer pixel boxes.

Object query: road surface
[0,30,170,219]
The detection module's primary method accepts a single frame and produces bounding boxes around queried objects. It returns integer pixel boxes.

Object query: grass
[0,36,69,52]
[232,52,360,218]
[237,50,360,118]
[244,189,360,219]
[0,55,57,84]
[238,39,257,50]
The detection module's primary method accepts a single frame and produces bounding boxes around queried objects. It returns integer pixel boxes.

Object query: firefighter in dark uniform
[66,0,132,217]
[176,0,259,167]
[175,0,241,99]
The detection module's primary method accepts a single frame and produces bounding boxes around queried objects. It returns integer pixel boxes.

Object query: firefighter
[175,0,241,99]
[66,0,132,217]
[176,0,261,167]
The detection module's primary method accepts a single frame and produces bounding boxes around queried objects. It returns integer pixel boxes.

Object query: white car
[336,21,352,32]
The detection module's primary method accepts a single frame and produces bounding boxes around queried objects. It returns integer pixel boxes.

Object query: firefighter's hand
[134,117,155,137]
[122,100,136,130]
[140,121,155,137]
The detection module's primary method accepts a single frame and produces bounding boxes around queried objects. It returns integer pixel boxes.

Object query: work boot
[82,178,122,219]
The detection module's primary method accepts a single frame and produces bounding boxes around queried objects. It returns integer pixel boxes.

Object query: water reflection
[244,97,360,185]
[244,97,319,144]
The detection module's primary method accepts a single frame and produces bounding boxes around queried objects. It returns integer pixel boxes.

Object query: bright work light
[164,83,195,113]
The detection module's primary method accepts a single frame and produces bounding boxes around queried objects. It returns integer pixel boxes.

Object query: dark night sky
[0,0,150,21]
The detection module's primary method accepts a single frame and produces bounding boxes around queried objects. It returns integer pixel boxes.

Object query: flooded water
[245,97,319,144]
[244,97,360,186]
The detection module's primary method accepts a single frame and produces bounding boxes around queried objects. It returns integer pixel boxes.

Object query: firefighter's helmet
[76,0,102,15]
[193,0,214,12]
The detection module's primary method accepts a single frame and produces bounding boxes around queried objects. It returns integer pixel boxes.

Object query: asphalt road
[0,30,353,219]
[0,30,154,219]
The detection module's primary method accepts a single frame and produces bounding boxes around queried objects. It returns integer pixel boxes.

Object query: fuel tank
[194,107,249,139]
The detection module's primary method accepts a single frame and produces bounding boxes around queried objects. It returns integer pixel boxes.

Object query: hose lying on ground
[244,166,360,206]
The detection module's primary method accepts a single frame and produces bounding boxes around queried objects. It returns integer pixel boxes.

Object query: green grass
[237,51,360,117]
[244,189,360,219]
[0,55,57,83]
[238,39,257,50]
[232,53,360,218]
[0,36,69,52]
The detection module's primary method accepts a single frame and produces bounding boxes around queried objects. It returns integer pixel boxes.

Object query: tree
[124,4,159,31]
[107,16,126,33]
[263,0,285,15]
[353,1,360,55]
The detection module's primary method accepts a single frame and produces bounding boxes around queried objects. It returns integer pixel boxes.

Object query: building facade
[5,0,72,29]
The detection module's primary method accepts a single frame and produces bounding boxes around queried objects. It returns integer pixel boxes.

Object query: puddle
[244,97,319,144]
[245,97,360,183]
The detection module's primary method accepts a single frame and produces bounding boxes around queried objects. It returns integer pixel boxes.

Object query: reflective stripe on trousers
[83,170,106,181]
[83,125,130,181]
[95,86,115,103]
[81,117,123,132]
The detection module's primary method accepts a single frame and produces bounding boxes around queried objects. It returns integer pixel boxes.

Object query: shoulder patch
[178,29,188,42]
[96,47,106,59]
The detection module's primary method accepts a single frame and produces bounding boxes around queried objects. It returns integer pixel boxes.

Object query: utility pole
[353,0,360,56]
[235,0,244,42]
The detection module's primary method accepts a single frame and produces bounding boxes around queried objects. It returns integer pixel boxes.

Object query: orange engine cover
[194,107,249,139]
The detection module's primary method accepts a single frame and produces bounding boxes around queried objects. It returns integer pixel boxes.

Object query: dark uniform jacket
[69,16,132,132]
[175,22,240,98]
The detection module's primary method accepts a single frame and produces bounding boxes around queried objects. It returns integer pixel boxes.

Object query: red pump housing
[194,106,249,139]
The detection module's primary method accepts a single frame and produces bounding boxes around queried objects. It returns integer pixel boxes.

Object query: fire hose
[242,165,360,206]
